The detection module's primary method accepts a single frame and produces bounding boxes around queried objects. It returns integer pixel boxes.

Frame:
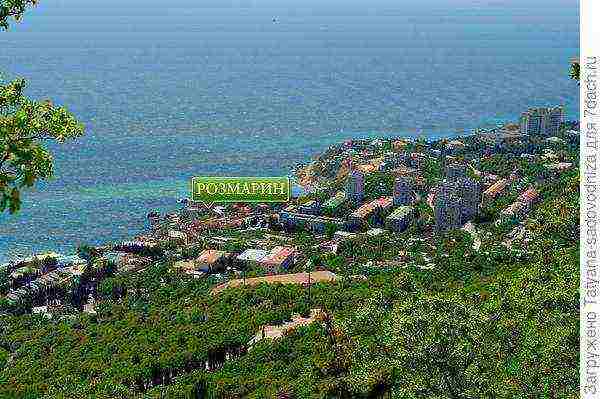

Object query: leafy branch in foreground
[0,77,84,213]
[570,60,580,83]
[0,0,38,30]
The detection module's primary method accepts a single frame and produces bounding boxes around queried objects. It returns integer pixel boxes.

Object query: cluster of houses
[1,238,182,309]
[499,187,540,222]
[166,112,575,261]
[298,137,430,194]
[164,118,576,278]
[290,131,545,237]
[173,245,299,279]
[2,112,577,313]
[280,160,420,237]
[1,252,87,306]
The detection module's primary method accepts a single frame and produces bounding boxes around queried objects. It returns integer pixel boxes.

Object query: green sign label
[191,176,291,203]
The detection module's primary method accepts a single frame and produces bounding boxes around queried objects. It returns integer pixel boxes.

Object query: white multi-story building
[519,106,564,136]
[434,175,481,233]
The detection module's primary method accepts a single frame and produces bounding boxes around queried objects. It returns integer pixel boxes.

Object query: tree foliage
[0,77,84,213]
[570,61,580,83]
[0,0,37,30]
[0,172,579,397]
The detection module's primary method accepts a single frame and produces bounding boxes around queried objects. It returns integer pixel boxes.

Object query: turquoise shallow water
[0,0,579,261]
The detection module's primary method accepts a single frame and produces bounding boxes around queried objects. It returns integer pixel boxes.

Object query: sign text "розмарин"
[191,177,291,203]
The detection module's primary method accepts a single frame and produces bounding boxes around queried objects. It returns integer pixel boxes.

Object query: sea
[0,0,579,262]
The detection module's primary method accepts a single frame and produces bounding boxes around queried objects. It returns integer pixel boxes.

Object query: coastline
[0,119,577,264]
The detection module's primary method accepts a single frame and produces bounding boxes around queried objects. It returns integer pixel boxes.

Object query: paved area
[211,271,337,294]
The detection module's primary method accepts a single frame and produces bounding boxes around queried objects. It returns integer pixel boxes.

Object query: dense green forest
[0,168,579,398]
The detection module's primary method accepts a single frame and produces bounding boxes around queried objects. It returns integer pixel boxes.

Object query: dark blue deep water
[0,0,579,260]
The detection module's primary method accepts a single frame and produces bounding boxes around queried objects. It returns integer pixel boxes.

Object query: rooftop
[322,191,346,208]
[197,249,228,265]
[350,197,393,219]
[387,206,414,220]
[236,249,269,262]
[518,187,539,203]
[366,228,386,236]
[483,178,509,197]
[262,246,295,267]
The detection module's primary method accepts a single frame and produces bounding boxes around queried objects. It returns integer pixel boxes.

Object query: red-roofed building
[356,164,378,174]
[482,178,509,204]
[196,250,229,272]
[499,187,540,222]
[349,197,393,227]
[518,187,539,204]
[262,246,296,274]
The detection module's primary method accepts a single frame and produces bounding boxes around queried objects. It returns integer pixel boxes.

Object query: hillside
[0,165,579,398]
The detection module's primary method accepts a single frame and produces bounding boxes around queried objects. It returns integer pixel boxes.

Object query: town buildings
[391,164,417,176]
[236,249,269,269]
[333,230,358,243]
[392,139,410,152]
[380,152,408,171]
[500,187,540,221]
[385,206,415,232]
[482,178,509,205]
[446,163,467,180]
[409,152,428,169]
[500,201,529,221]
[261,246,296,274]
[196,249,229,273]
[434,193,462,233]
[1,128,579,323]
[3,254,85,307]
[356,163,378,175]
[545,162,573,175]
[478,123,525,147]
[446,140,466,153]
[322,191,346,216]
[519,106,564,136]
[172,259,199,274]
[439,140,448,172]
[279,208,347,234]
[456,178,482,221]
[298,200,320,215]
[349,197,393,228]
[434,163,482,233]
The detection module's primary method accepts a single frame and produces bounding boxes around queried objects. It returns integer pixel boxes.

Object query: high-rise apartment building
[434,162,481,233]
[346,170,365,203]
[519,106,564,136]
[393,177,413,206]
[434,192,462,233]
